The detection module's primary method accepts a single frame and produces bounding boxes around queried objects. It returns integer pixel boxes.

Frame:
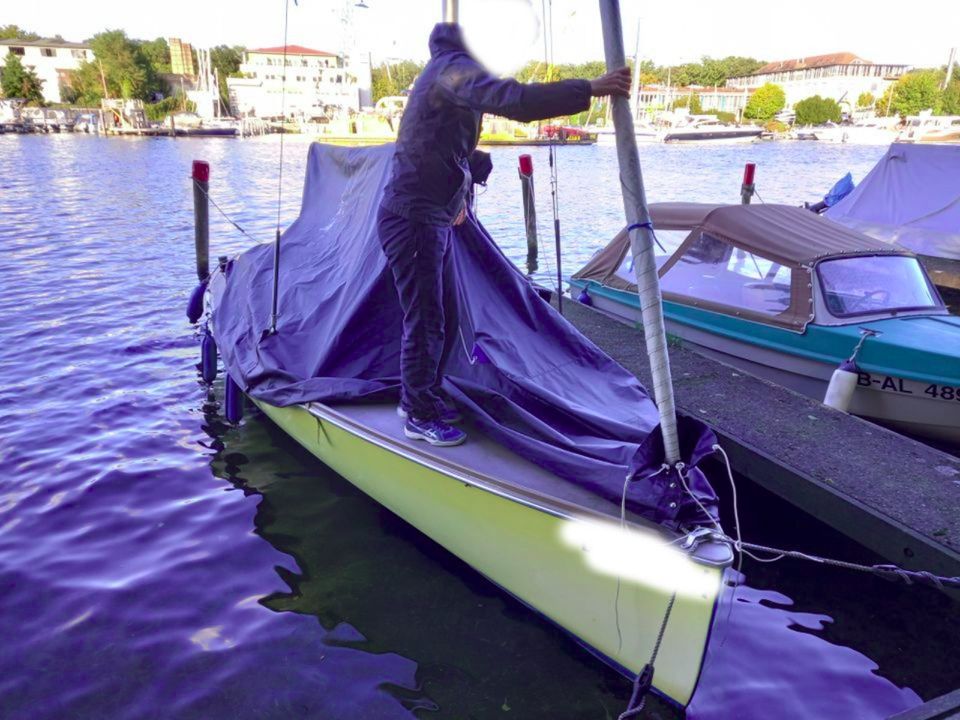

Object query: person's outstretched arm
[437,63,631,123]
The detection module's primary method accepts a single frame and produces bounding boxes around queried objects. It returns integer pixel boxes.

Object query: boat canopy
[212,143,719,529]
[825,143,960,261]
[573,203,911,329]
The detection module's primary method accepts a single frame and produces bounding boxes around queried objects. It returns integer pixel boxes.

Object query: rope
[707,443,960,590]
[618,592,676,720]
[192,179,257,244]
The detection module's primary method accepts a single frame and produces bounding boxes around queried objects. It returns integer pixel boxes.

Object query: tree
[0,25,41,40]
[744,82,785,121]
[794,95,842,125]
[209,45,245,106]
[942,79,960,116]
[70,30,161,104]
[138,37,170,74]
[371,60,425,102]
[876,70,942,117]
[856,91,875,109]
[1,53,44,103]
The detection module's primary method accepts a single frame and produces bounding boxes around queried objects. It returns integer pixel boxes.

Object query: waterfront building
[226,45,371,119]
[0,39,93,104]
[635,84,752,116]
[727,52,909,111]
[168,38,196,77]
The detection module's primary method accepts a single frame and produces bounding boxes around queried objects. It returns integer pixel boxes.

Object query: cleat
[403,417,467,447]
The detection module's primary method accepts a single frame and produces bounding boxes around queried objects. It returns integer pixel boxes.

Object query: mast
[442,0,458,23]
[597,0,680,464]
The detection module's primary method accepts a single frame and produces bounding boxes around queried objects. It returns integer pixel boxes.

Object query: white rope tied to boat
[705,444,960,591]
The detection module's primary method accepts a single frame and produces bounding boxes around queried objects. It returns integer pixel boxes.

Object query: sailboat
[191,0,733,710]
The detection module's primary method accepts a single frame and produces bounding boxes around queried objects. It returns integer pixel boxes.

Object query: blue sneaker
[404,417,466,447]
[397,404,463,424]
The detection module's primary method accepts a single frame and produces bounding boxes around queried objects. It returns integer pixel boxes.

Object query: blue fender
[187,278,209,324]
[224,374,244,424]
[200,330,218,384]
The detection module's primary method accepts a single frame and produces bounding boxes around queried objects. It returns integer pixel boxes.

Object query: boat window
[661,232,793,317]
[614,229,688,283]
[817,255,939,317]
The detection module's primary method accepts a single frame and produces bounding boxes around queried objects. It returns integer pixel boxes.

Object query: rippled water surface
[1,134,957,719]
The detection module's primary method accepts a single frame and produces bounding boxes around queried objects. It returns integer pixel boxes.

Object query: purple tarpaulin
[213,143,718,528]
[825,143,960,260]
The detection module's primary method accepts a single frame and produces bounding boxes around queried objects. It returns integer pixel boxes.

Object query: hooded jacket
[380,23,592,226]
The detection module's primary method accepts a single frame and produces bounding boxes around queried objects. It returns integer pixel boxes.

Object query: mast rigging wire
[268,0,292,336]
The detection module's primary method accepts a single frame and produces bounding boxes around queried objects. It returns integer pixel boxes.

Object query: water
[1,134,956,720]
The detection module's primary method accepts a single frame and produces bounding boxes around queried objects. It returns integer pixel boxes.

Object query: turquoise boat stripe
[570,279,960,387]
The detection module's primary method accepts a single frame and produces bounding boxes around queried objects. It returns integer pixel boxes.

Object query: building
[226,45,371,119]
[727,52,909,110]
[635,84,752,116]
[168,38,196,76]
[0,39,94,104]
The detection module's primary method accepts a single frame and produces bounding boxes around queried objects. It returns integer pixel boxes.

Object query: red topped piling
[192,160,210,280]
[741,162,756,205]
[518,154,534,177]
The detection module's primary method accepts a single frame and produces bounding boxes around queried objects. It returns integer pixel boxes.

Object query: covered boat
[824,143,960,300]
[200,142,732,709]
[571,202,960,443]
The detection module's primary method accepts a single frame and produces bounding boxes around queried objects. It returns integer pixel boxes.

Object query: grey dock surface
[555,298,960,581]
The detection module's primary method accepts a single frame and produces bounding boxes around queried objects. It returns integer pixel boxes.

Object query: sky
[5,0,959,69]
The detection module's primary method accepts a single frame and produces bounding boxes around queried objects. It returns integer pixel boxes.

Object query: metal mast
[597,0,680,464]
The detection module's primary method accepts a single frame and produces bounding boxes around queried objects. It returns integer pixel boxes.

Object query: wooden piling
[192,160,210,281]
[518,154,538,276]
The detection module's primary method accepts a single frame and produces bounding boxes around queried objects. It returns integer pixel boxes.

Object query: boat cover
[825,143,960,260]
[213,143,718,529]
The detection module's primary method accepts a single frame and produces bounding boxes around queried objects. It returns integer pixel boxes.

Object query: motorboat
[165,112,239,137]
[570,203,960,443]
[658,114,762,144]
[194,143,733,709]
[897,111,960,144]
[824,143,960,304]
[803,119,898,145]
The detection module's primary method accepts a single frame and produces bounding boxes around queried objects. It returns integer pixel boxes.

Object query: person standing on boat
[378,21,630,447]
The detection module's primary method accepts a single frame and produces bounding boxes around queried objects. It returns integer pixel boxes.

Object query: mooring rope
[191,179,257,244]
[708,445,960,590]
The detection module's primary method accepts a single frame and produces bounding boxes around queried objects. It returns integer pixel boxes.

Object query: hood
[428,23,468,57]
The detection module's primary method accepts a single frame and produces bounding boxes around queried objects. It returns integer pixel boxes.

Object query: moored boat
[823,143,960,304]
[571,202,960,443]
[196,142,732,709]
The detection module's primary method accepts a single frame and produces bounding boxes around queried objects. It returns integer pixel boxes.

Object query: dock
[554,298,960,582]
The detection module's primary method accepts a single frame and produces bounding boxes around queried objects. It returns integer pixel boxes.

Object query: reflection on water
[0,134,955,719]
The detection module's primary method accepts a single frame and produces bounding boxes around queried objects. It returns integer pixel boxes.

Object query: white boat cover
[825,143,960,260]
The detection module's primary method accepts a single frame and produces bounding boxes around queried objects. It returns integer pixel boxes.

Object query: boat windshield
[817,255,940,317]
[614,229,688,282]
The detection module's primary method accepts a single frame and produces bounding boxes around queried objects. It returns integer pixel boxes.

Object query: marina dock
[555,297,960,583]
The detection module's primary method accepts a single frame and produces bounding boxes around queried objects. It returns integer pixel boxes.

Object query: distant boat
[571,203,960,443]
[897,111,960,144]
[658,114,762,144]
[802,119,899,145]
[165,112,238,137]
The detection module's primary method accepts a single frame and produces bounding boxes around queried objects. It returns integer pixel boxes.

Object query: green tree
[71,29,161,103]
[856,91,875,109]
[138,37,170,74]
[0,25,41,40]
[371,60,425,102]
[942,79,960,115]
[743,82,785,121]
[794,95,842,125]
[876,70,943,117]
[1,53,44,103]
[209,45,245,106]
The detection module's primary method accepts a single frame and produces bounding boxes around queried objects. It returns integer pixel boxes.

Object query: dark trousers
[377,206,457,421]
